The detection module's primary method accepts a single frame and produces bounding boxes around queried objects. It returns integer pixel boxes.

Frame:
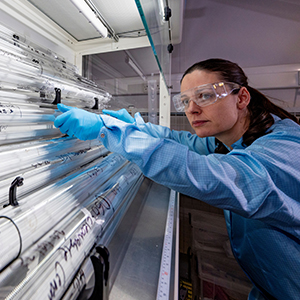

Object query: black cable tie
[52,88,61,104]
[3,176,24,208]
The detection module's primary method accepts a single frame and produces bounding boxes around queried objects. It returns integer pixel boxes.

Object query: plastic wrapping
[0,162,142,299]
[0,145,109,205]
[0,25,111,109]
[0,137,102,179]
[0,153,129,269]
[0,22,143,300]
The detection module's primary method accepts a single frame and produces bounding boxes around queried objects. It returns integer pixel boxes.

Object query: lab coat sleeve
[133,112,216,155]
[99,115,300,235]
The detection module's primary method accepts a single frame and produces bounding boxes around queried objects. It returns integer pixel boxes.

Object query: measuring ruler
[156,189,177,300]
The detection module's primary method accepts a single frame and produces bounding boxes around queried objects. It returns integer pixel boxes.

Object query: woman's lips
[192,120,208,127]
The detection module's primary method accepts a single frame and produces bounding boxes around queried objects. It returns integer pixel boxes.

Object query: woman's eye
[197,92,213,101]
[182,98,189,106]
[202,93,213,100]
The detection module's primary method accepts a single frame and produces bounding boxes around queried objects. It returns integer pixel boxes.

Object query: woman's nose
[186,99,202,114]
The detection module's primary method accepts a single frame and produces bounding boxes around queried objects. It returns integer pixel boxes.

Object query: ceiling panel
[28,0,101,40]
[28,0,144,41]
[92,0,144,34]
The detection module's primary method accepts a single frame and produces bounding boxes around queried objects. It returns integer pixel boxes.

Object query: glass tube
[0,136,102,179]
[0,90,40,102]
[0,154,129,270]
[0,72,42,92]
[0,39,28,61]
[0,145,109,205]
[0,101,57,124]
[0,32,111,108]
[0,88,91,109]
[0,72,111,110]
[0,51,41,77]
[0,135,100,153]
[0,23,76,77]
[40,76,112,107]
[0,23,124,300]
[0,210,88,296]
[60,256,95,300]
[0,163,142,300]
[0,124,62,145]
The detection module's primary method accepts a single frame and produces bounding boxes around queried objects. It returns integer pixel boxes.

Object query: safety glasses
[172,82,241,112]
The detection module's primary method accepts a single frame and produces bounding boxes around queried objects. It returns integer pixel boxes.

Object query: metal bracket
[92,97,99,110]
[3,176,24,208]
[52,88,61,104]
[88,245,110,300]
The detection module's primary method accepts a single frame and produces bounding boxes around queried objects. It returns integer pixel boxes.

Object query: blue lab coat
[99,113,300,299]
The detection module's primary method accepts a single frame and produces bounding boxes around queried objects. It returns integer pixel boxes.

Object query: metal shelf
[108,178,178,300]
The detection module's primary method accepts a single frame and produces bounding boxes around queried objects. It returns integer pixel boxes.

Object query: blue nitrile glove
[102,108,135,123]
[54,103,104,140]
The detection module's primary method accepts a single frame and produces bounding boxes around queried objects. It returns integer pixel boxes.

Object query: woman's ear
[237,87,251,109]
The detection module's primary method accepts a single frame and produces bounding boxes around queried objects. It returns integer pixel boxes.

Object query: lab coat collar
[231,137,245,150]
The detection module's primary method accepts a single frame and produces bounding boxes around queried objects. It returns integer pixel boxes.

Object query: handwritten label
[31,160,51,168]
[87,166,106,178]
[58,217,93,262]
[48,261,66,300]
[20,230,65,268]
[0,125,7,132]
[72,269,86,294]
[90,196,113,219]
[56,149,89,163]
[0,103,20,117]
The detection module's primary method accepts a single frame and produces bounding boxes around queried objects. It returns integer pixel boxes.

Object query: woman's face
[181,70,250,147]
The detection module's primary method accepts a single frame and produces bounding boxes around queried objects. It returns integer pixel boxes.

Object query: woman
[54,58,300,300]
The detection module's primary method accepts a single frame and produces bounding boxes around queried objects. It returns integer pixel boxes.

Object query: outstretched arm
[54,105,300,232]
[102,108,216,154]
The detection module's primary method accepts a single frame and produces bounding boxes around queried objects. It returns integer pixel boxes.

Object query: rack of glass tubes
[0,23,144,300]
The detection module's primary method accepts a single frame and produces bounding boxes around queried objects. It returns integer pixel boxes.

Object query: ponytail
[243,86,299,146]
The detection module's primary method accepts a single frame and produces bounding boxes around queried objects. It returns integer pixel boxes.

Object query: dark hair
[182,58,299,149]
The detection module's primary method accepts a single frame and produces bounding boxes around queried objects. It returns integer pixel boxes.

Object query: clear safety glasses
[172,82,241,112]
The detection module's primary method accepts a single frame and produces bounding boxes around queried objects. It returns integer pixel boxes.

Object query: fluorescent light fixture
[125,56,146,81]
[70,0,108,38]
